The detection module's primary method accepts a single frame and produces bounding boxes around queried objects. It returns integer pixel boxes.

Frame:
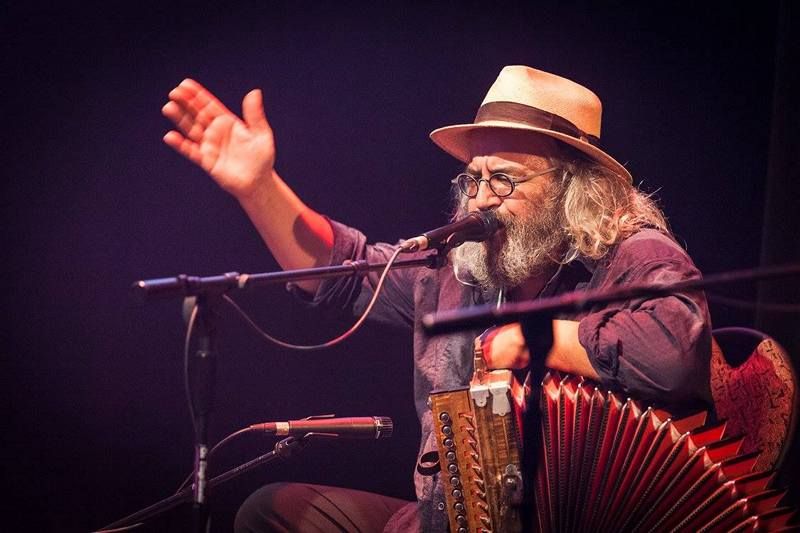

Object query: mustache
[451,204,566,289]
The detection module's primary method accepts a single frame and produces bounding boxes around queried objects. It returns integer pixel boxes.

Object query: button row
[439,411,468,529]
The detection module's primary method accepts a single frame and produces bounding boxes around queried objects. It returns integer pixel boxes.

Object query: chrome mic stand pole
[185,294,219,533]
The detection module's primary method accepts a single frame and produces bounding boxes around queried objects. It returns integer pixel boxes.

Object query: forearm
[577,295,711,404]
[238,169,333,293]
[481,320,600,381]
[545,319,600,380]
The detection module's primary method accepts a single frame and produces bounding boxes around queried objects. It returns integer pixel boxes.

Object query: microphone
[399,211,500,253]
[249,415,393,439]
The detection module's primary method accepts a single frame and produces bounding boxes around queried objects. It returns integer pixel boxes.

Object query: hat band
[475,101,601,147]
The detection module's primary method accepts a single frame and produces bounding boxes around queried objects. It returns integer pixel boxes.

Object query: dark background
[3,2,798,531]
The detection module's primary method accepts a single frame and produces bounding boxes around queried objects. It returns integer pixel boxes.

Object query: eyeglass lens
[456,174,515,198]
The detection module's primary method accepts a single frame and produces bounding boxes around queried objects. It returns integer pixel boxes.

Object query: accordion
[429,368,796,532]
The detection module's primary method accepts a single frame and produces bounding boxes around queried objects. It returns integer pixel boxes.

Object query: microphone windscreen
[375,416,393,438]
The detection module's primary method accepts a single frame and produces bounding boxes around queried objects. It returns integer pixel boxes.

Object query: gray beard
[450,203,565,290]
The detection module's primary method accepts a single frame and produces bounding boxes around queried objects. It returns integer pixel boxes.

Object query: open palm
[162,79,275,198]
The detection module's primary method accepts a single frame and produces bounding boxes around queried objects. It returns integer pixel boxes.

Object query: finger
[165,97,217,143]
[161,100,182,123]
[162,98,198,139]
[162,100,192,131]
[193,99,232,134]
[167,79,240,145]
[181,118,203,142]
[242,89,270,132]
[167,85,200,123]
[163,130,203,167]
[168,79,204,108]
[171,78,232,126]
[162,129,185,151]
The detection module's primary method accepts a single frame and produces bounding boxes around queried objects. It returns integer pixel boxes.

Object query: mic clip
[297,415,345,438]
[303,414,336,420]
[399,233,463,253]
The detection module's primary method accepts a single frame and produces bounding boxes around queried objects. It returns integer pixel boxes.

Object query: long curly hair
[559,152,670,261]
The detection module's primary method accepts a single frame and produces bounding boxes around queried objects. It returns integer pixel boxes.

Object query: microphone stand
[123,251,446,532]
[186,293,218,533]
[96,436,308,532]
[131,254,447,302]
[422,262,800,335]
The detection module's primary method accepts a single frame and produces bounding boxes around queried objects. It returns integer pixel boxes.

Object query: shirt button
[436,501,445,511]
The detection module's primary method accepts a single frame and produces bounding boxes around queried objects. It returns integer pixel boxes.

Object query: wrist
[233,168,278,204]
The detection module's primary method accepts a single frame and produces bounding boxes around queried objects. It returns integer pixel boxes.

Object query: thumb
[242,88,270,132]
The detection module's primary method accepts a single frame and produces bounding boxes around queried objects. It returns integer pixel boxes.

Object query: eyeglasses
[451,167,559,198]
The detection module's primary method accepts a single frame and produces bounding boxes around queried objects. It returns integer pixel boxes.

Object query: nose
[472,179,503,211]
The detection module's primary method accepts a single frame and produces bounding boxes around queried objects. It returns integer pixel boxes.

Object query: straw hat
[430,65,632,182]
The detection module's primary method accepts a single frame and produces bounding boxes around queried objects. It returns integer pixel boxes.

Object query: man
[162,65,712,532]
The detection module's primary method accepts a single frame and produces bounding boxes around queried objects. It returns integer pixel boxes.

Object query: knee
[234,482,293,533]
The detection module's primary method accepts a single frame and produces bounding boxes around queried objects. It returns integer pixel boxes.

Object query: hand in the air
[475,323,531,370]
[162,79,275,199]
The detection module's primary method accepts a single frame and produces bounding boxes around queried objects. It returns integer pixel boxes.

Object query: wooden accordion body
[429,364,527,533]
[429,370,796,532]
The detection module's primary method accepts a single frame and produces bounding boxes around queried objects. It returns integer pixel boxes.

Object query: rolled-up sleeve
[287,217,419,329]
[576,233,712,411]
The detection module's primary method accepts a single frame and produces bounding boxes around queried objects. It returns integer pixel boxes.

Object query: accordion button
[456,515,467,526]
[450,476,461,488]
[454,502,465,513]
[443,438,454,448]
[452,489,463,499]
[439,412,451,423]
[448,463,459,474]
[441,425,453,436]
[436,502,445,511]
[445,451,456,462]
[458,528,467,533]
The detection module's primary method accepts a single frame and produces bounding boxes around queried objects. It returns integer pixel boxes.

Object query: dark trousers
[234,483,412,533]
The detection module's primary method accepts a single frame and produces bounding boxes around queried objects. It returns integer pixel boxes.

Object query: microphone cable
[217,245,405,351]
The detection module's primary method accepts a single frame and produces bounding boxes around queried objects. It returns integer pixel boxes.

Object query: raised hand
[162,79,275,199]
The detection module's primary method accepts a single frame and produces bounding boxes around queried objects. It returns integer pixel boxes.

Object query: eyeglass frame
[450,166,560,198]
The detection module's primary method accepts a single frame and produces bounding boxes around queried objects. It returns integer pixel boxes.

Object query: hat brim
[430,121,632,183]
